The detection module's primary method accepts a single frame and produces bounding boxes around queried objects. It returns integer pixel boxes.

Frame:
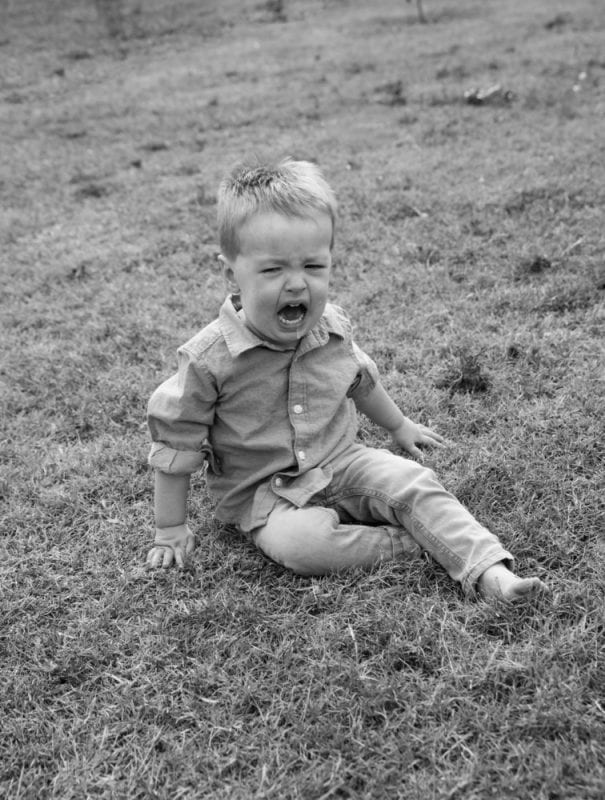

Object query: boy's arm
[354,381,445,459]
[146,471,195,569]
[146,346,218,569]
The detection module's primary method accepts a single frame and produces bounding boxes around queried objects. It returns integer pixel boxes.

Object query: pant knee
[252,506,341,576]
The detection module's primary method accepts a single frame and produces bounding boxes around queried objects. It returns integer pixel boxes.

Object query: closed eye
[305,263,327,270]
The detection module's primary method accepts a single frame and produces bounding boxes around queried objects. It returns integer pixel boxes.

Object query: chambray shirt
[147,296,379,532]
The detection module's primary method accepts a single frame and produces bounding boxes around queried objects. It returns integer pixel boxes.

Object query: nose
[284,269,306,293]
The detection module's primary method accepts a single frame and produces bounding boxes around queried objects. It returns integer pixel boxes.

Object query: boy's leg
[324,444,541,597]
[250,497,422,577]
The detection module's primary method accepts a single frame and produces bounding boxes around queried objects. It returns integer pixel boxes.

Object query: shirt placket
[288,352,310,471]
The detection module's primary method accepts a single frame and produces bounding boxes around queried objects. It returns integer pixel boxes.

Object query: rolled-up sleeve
[347,341,380,400]
[147,347,217,475]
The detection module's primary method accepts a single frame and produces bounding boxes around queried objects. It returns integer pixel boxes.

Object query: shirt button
[274,477,283,487]
[293,404,303,414]
[298,450,306,461]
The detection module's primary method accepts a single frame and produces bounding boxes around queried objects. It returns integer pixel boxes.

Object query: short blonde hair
[217,157,337,260]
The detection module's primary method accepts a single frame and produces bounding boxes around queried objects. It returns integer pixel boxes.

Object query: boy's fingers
[146,537,194,570]
[421,428,446,444]
[146,548,162,569]
[418,430,446,448]
[147,547,173,569]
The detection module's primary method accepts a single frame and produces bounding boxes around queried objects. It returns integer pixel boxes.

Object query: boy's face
[221,210,333,348]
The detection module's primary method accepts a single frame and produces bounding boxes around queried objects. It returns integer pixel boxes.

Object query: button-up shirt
[148,297,379,532]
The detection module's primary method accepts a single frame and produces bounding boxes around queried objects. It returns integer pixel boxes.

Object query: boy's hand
[389,417,446,460]
[146,523,195,569]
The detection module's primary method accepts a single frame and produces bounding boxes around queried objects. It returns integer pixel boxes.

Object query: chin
[276,329,303,344]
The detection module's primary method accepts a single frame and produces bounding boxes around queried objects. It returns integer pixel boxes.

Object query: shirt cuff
[347,343,380,399]
[148,443,206,475]
[347,364,379,400]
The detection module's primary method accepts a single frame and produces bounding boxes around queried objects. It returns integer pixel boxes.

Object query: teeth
[278,303,306,326]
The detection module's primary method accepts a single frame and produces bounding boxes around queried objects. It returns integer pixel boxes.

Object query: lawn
[1,0,604,797]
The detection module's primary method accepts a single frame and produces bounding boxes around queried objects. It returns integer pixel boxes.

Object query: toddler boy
[146,158,547,601]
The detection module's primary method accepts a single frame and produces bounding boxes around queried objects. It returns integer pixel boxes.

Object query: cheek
[315,276,331,299]
[241,286,271,315]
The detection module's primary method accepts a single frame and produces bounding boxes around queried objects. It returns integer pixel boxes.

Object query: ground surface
[1,0,604,798]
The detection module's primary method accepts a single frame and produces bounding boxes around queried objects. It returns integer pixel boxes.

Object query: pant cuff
[462,550,514,598]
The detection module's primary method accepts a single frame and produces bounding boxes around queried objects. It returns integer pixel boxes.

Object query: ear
[218,254,240,294]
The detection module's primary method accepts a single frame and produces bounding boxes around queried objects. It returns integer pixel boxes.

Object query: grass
[1,0,604,797]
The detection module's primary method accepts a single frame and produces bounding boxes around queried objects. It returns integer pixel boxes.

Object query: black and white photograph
[1,1,603,797]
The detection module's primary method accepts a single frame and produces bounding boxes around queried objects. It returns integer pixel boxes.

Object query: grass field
[1,0,604,797]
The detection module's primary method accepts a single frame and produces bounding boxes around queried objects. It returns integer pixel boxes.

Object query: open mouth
[277,303,307,328]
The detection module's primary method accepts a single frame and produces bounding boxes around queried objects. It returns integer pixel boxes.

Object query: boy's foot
[478,562,548,602]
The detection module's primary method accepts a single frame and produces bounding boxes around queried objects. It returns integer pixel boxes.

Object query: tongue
[280,304,304,321]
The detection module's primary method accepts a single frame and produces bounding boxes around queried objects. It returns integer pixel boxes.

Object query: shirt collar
[218,296,346,358]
